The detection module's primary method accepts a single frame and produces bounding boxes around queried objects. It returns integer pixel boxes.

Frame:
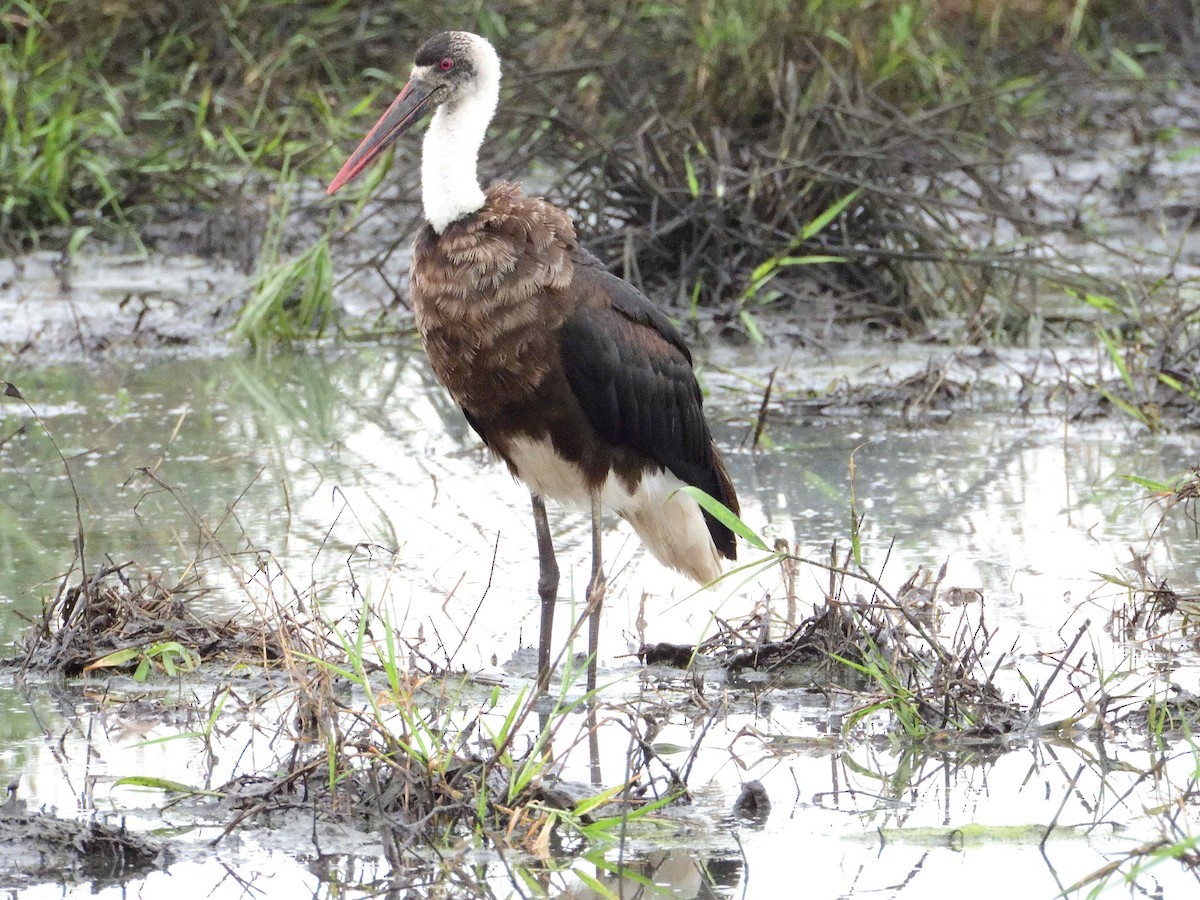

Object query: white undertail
[507,437,723,585]
[421,35,501,233]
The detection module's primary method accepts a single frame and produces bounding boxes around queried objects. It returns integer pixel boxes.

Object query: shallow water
[2,343,1199,897]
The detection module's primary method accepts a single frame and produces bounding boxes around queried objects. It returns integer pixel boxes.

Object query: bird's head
[327,32,501,195]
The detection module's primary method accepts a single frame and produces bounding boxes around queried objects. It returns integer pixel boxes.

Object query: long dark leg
[585,493,606,694]
[587,698,601,787]
[531,493,558,692]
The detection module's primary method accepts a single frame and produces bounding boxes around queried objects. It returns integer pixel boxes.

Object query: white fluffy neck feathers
[421,38,501,233]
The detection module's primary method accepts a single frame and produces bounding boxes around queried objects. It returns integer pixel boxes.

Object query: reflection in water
[5,346,1197,669]
[3,345,1200,897]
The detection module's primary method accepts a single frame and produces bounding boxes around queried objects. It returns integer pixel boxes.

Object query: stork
[328,32,739,691]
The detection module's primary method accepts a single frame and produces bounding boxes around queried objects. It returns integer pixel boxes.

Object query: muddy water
[2,343,1199,897]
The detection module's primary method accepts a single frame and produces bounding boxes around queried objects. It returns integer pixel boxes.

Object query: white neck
[421,58,500,233]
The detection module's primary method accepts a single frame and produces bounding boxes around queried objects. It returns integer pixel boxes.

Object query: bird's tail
[623,471,725,585]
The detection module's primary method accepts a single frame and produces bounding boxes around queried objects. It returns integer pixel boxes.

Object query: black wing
[462,407,488,444]
[559,261,737,559]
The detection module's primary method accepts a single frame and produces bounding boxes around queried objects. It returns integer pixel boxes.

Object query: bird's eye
[439,57,454,71]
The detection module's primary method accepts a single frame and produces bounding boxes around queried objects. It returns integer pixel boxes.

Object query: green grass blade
[114,776,212,794]
[800,187,862,240]
[1121,474,1173,493]
[677,486,770,551]
[1096,326,1134,391]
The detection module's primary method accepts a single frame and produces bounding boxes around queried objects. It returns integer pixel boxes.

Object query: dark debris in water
[0,795,166,888]
[1118,687,1200,735]
[8,561,284,676]
[785,356,975,423]
[206,730,660,869]
[1107,540,1200,644]
[731,780,771,823]
[638,642,699,668]
[643,555,1027,744]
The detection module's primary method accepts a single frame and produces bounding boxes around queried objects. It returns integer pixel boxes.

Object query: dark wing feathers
[462,407,488,444]
[559,262,738,559]
[574,258,694,364]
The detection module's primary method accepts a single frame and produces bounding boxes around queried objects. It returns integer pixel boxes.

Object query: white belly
[505,436,723,584]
